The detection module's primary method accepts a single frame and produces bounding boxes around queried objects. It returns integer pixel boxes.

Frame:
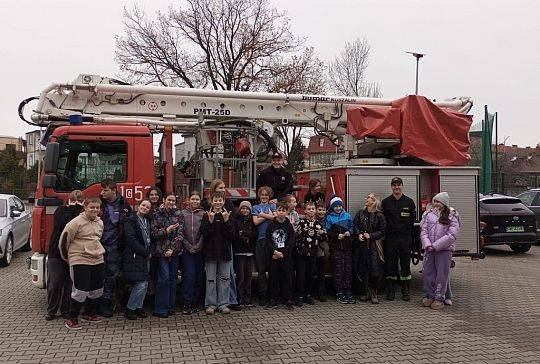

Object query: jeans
[46,258,72,316]
[127,281,148,310]
[205,260,231,309]
[182,252,205,306]
[154,256,180,315]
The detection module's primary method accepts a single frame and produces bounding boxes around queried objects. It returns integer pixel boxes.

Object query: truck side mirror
[44,142,59,174]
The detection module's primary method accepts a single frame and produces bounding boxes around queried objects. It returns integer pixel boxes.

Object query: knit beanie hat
[329,195,344,211]
[239,200,252,211]
[432,192,450,207]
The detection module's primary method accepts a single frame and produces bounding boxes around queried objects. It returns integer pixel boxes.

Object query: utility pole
[406,52,426,95]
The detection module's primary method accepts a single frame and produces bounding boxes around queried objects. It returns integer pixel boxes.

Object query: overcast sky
[1,0,538,147]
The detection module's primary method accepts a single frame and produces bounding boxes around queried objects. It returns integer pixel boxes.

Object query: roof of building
[307,136,341,154]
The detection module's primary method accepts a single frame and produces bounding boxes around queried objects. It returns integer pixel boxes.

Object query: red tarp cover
[346,95,473,166]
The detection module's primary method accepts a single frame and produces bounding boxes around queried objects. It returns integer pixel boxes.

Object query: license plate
[506,226,525,233]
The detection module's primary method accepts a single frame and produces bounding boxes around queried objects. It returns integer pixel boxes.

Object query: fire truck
[20,74,481,288]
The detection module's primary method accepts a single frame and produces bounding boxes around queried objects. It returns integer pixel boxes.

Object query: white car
[0,194,32,267]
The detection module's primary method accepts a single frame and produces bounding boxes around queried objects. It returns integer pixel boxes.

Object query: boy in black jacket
[295,202,326,306]
[265,201,295,309]
[233,201,258,306]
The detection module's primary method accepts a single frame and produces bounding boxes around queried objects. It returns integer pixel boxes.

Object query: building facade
[306,136,345,169]
[25,130,46,169]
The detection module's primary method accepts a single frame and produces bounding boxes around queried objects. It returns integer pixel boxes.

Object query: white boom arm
[25,74,473,137]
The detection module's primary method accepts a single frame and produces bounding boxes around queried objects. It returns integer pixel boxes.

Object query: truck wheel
[509,243,532,253]
[0,236,14,267]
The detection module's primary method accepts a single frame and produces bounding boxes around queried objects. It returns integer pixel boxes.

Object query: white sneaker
[444,298,453,306]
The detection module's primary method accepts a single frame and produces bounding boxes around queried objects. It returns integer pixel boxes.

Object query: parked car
[516,189,540,240]
[479,194,536,253]
[0,194,32,267]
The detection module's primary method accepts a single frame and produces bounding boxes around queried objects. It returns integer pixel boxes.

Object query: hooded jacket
[326,209,353,251]
[420,208,460,252]
[59,213,105,266]
[180,207,205,254]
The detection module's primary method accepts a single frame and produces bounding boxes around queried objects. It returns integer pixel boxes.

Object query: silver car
[0,194,32,267]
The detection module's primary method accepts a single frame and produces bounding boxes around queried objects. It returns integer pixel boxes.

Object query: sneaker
[65,319,81,330]
[205,306,215,315]
[220,306,231,314]
[422,298,434,307]
[81,314,103,323]
[304,296,315,305]
[346,293,356,304]
[123,309,137,321]
[444,299,453,306]
[183,304,192,315]
[243,298,253,307]
[229,304,242,311]
[295,297,304,307]
[371,293,380,305]
[266,300,279,309]
[430,300,444,310]
[135,309,148,318]
[337,293,348,304]
[98,302,114,318]
[45,314,56,321]
[285,301,294,310]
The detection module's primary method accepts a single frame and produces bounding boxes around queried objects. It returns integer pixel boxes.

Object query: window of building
[319,138,324,148]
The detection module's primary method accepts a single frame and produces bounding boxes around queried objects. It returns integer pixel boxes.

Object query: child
[315,203,330,302]
[123,200,153,319]
[233,201,258,306]
[59,196,105,330]
[180,191,206,315]
[420,192,460,310]
[283,194,300,230]
[252,186,277,306]
[266,201,296,309]
[352,193,386,304]
[295,202,326,305]
[201,192,234,315]
[326,195,354,304]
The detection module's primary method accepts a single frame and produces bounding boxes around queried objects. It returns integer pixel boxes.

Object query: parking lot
[1,246,539,364]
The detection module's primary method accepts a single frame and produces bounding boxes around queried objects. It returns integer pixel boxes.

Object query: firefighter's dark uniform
[381,193,416,301]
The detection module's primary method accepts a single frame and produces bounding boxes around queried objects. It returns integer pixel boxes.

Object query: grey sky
[1,0,538,147]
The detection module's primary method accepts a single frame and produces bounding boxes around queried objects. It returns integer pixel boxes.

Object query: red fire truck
[20,74,479,287]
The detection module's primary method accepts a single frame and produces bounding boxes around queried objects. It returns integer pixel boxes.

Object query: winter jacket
[256,166,294,200]
[151,207,184,257]
[233,215,257,255]
[49,204,84,259]
[353,209,386,242]
[180,207,205,254]
[201,211,234,262]
[123,214,152,282]
[326,210,353,251]
[420,208,460,252]
[266,218,296,255]
[296,217,326,257]
[100,194,132,248]
[59,213,105,266]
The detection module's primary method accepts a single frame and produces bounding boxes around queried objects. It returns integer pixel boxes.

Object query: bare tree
[116,0,304,90]
[328,38,382,97]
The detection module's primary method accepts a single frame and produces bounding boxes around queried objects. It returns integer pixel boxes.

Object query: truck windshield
[54,140,127,192]
[0,199,6,217]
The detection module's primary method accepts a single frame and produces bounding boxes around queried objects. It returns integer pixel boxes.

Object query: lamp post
[406,51,425,95]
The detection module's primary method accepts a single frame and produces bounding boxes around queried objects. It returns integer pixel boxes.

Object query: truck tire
[509,243,532,253]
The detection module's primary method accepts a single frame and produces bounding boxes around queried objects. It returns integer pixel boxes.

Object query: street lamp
[406,51,426,95]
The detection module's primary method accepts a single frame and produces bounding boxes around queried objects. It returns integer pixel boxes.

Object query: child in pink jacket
[420,192,460,310]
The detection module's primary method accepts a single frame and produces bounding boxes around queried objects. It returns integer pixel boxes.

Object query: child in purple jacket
[420,192,460,310]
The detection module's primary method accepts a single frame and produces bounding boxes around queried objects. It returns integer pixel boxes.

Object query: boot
[371,290,379,304]
[98,299,114,318]
[124,308,137,320]
[401,280,410,301]
[386,280,395,301]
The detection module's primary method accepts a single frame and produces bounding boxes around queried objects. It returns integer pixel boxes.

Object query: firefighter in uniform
[381,177,416,301]
[256,152,294,202]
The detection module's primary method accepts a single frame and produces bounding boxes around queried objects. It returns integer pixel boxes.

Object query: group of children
[56,177,460,329]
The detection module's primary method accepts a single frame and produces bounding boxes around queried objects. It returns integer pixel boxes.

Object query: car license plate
[506,226,525,233]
